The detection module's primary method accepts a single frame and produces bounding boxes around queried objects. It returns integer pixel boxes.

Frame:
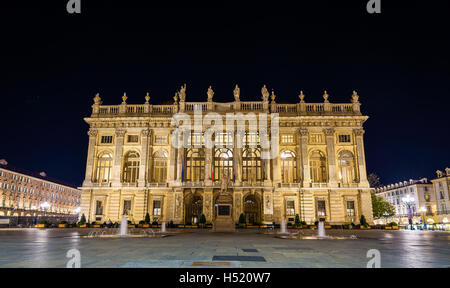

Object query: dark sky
[1,0,449,186]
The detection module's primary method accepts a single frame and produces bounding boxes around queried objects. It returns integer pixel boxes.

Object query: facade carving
[80,86,373,225]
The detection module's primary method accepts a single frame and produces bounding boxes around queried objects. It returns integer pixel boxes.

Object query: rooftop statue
[179,84,186,101]
[233,84,240,101]
[207,85,214,101]
[261,85,269,101]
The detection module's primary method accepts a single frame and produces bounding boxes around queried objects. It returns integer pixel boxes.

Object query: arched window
[185,148,205,182]
[122,151,140,183]
[310,150,327,183]
[152,150,167,183]
[280,150,297,183]
[338,150,356,184]
[94,152,113,183]
[214,148,233,181]
[242,148,261,182]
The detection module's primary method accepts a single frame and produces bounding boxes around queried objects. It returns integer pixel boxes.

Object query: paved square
[0,228,448,268]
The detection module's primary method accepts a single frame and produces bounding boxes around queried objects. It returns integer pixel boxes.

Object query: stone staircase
[213,216,235,232]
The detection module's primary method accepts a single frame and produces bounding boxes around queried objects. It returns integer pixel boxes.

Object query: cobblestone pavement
[0,228,448,268]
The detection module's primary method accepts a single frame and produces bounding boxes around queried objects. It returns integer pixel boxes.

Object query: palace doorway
[243,193,261,225]
[184,194,203,225]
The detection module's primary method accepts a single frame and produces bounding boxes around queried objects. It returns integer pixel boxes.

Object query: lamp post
[402,195,415,230]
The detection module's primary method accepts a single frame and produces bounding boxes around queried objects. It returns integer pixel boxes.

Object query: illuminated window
[338,150,356,184]
[185,149,205,182]
[152,150,167,183]
[153,200,161,216]
[281,134,294,144]
[122,151,140,183]
[95,200,103,215]
[310,150,327,183]
[214,148,233,181]
[317,200,326,216]
[242,148,261,182]
[101,135,113,144]
[154,135,168,144]
[309,134,323,144]
[215,132,234,147]
[286,200,295,216]
[346,201,355,216]
[94,152,113,183]
[243,132,259,147]
[281,150,297,183]
[127,135,139,143]
[123,200,132,216]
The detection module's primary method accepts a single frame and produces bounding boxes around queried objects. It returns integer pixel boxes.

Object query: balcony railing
[91,101,361,117]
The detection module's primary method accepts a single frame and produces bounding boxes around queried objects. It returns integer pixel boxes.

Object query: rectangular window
[216,132,234,147]
[101,135,113,144]
[346,201,355,216]
[187,132,203,147]
[154,135,168,144]
[127,135,139,143]
[286,200,295,216]
[95,200,103,215]
[281,134,294,144]
[123,200,132,216]
[309,134,323,144]
[338,134,351,143]
[153,200,161,216]
[317,200,326,216]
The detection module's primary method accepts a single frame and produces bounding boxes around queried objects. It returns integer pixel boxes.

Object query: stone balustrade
[93,101,360,117]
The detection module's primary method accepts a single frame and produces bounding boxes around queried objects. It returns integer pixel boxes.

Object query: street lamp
[74,207,81,214]
[402,194,415,230]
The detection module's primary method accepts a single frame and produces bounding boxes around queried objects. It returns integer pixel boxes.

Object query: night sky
[1,0,449,187]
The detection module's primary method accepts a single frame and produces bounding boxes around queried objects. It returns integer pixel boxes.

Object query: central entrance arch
[243,193,262,225]
[184,193,203,225]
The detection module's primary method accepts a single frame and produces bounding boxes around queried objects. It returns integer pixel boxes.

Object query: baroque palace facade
[80,85,373,225]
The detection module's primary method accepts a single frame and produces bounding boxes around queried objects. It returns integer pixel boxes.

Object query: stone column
[324,128,338,187]
[168,130,177,183]
[176,132,185,183]
[83,129,97,186]
[112,129,126,187]
[354,129,369,188]
[234,131,242,185]
[203,189,213,222]
[299,128,310,187]
[204,132,213,186]
[138,129,151,186]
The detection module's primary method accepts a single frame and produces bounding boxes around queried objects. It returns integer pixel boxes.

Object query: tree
[199,214,206,225]
[360,215,368,227]
[144,212,150,224]
[371,193,395,219]
[79,214,86,224]
[368,173,382,188]
[295,214,301,227]
[238,213,246,224]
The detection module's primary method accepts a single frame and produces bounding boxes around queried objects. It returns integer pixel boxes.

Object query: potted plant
[91,221,101,228]
[359,215,370,229]
[58,220,68,228]
[199,214,206,228]
[35,220,48,228]
[78,214,88,228]
[151,220,159,228]
[294,214,301,228]
[142,213,151,228]
[238,213,246,228]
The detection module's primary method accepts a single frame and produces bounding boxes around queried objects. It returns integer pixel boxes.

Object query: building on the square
[432,168,450,225]
[80,85,373,226]
[374,178,435,225]
[0,160,82,217]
